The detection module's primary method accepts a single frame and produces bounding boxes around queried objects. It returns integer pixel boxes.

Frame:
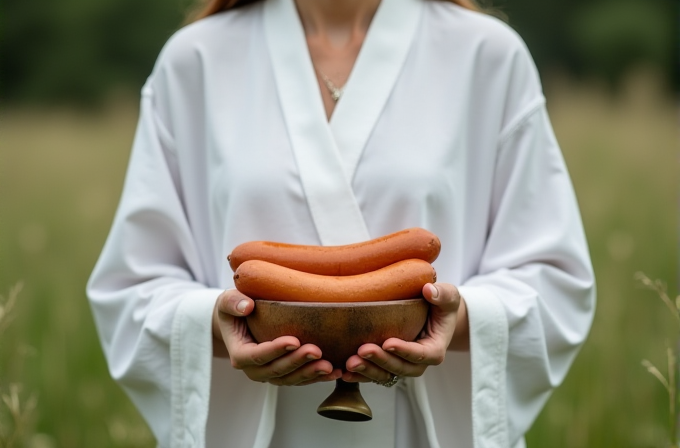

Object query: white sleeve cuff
[458,285,510,448]
[170,288,223,448]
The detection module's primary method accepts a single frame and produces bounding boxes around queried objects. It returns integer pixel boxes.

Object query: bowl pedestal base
[317,379,372,422]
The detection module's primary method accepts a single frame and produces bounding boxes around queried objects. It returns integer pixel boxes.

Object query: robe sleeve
[86,81,221,447]
[457,102,596,446]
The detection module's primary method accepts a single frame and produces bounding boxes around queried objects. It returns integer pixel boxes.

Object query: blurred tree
[505,0,678,90]
[567,0,677,88]
[502,0,577,71]
[1,0,193,105]
[0,0,677,106]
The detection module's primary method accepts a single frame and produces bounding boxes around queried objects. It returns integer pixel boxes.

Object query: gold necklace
[317,69,345,102]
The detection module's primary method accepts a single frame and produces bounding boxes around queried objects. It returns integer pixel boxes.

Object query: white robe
[87,0,596,446]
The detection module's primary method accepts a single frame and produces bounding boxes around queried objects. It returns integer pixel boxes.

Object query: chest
[205,88,481,232]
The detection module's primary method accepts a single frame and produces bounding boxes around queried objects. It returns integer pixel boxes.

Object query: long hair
[187,0,501,23]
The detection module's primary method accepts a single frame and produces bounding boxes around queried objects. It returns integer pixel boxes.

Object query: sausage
[228,227,440,275]
[234,258,436,303]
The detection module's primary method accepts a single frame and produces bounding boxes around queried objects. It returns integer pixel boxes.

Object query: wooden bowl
[246,298,429,421]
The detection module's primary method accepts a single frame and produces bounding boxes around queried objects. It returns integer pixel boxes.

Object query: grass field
[0,69,678,447]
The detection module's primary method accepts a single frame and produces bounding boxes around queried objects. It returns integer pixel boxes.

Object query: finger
[344,358,397,383]
[422,283,461,312]
[265,359,335,386]
[228,336,302,370]
[296,368,344,386]
[341,371,374,383]
[351,348,427,379]
[382,338,445,366]
[248,343,324,379]
[344,353,383,382]
[366,355,426,379]
[216,289,254,317]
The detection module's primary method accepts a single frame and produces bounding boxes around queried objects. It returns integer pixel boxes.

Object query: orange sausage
[228,227,440,276]
[234,258,436,303]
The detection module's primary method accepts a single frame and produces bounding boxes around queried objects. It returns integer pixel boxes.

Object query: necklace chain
[317,69,345,102]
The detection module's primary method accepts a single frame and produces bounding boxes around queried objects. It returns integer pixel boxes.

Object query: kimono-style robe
[87,0,596,446]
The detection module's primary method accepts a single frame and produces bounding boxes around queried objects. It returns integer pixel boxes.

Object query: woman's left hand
[342,282,467,384]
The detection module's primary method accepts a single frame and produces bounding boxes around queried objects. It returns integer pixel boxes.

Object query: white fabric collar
[330,0,422,179]
[264,0,423,246]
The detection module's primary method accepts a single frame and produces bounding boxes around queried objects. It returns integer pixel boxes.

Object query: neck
[294,0,381,47]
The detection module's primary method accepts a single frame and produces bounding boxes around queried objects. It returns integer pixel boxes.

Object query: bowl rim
[251,297,426,308]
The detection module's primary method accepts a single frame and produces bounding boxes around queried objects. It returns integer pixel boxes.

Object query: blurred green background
[0,0,678,446]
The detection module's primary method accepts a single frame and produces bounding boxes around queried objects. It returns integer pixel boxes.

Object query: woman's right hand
[212,289,342,386]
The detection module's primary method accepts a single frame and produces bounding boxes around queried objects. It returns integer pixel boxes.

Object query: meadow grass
[0,69,677,446]
[0,283,39,447]
[525,68,679,447]
[0,99,155,447]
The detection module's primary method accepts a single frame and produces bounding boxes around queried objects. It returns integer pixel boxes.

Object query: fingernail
[285,345,297,351]
[236,300,248,312]
[306,354,319,360]
[362,353,373,360]
[316,369,330,376]
[386,347,395,352]
[429,284,439,299]
[351,365,365,372]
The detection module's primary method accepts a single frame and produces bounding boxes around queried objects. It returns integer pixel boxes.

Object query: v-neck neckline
[263,0,422,246]
[298,2,380,121]
[329,0,422,178]
[265,0,422,181]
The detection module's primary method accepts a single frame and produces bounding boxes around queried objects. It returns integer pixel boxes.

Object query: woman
[87,0,595,446]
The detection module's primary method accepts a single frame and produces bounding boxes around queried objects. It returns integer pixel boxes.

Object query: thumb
[422,283,461,313]
[216,289,254,317]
